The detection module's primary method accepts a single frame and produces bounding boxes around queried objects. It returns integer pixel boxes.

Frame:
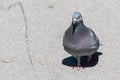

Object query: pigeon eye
[77,16,80,19]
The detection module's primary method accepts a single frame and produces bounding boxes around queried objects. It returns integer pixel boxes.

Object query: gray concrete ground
[0,0,120,80]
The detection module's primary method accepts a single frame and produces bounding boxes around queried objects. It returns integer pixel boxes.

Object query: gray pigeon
[63,12,100,68]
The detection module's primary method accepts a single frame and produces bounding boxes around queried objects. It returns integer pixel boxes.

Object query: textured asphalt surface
[0,0,120,80]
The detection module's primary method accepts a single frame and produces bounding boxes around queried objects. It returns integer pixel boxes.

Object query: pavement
[0,0,120,80]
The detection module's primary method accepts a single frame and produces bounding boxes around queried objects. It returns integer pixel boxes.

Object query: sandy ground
[0,0,120,80]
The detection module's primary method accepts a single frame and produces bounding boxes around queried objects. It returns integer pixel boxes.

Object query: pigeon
[63,12,100,69]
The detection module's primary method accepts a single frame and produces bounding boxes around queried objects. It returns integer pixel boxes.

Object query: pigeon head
[72,12,83,25]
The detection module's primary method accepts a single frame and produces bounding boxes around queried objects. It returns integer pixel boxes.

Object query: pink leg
[73,57,84,70]
[87,55,91,62]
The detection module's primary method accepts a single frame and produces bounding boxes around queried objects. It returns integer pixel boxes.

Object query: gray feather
[63,22,99,57]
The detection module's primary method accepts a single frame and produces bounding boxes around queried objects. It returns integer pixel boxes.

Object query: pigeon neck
[72,21,85,35]
[78,21,84,28]
[73,22,85,28]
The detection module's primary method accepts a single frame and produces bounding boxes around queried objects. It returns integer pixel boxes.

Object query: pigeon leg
[73,56,84,69]
[87,55,91,62]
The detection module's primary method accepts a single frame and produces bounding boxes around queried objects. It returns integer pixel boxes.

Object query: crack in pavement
[0,2,39,79]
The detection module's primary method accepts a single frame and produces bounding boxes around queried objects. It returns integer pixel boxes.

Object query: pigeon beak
[72,19,77,35]
[72,18,77,24]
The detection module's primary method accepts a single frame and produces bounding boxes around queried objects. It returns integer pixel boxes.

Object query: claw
[73,65,84,70]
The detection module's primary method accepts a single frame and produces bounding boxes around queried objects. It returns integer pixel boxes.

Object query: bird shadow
[62,52,102,68]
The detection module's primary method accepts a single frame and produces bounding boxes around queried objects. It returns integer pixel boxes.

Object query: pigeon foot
[73,65,84,70]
